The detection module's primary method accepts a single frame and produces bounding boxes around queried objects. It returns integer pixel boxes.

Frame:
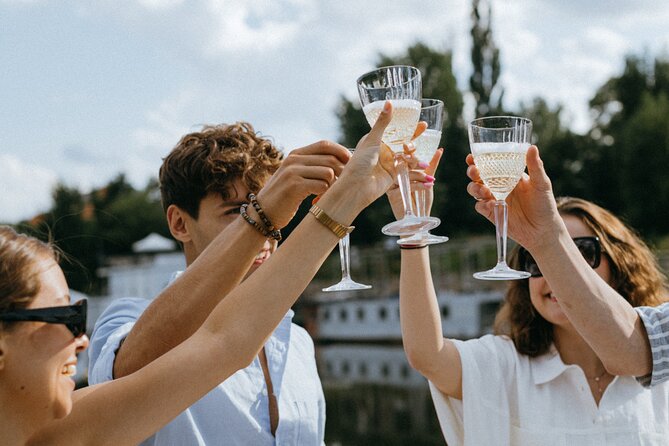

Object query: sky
[2,0,669,223]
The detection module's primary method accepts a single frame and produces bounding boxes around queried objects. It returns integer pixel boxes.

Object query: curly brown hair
[159,122,283,219]
[0,226,59,330]
[494,197,669,357]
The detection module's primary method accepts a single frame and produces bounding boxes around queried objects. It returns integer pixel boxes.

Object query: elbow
[404,344,437,376]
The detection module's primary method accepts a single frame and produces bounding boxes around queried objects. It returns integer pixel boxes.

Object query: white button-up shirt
[88,292,326,446]
[429,335,669,445]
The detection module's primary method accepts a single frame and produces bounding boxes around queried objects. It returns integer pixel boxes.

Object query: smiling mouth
[61,364,77,377]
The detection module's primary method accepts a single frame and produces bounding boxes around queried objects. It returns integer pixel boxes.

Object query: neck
[0,396,34,446]
[553,325,607,377]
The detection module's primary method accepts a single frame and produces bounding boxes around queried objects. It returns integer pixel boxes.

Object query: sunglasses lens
[575,238,599,268]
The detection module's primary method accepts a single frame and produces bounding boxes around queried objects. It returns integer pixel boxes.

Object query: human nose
[75,334,89,354]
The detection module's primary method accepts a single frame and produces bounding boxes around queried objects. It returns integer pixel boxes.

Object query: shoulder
[290,323,315,347]
[454,334,520,382]
[456,334,518,359]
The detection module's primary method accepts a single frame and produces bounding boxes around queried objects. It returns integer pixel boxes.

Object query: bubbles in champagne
[413,129,442,164]
[363,99,420,152]
[471,142,529,200]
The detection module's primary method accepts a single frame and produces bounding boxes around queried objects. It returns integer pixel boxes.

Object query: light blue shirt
[88,280,326,446]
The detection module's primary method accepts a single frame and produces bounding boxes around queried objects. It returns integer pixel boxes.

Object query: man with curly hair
[88,122,350,445]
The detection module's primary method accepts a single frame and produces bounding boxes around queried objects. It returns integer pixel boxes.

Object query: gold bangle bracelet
[308,205,354,239]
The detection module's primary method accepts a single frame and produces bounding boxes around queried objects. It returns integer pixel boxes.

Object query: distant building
[97,233,184,300]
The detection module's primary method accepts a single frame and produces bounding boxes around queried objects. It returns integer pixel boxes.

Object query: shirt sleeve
[87,297,151,385]
[429,335,517,445]
[635,302,669,387]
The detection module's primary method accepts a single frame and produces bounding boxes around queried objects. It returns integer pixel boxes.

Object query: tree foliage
[470,0,503,117]
[18,175,170,293]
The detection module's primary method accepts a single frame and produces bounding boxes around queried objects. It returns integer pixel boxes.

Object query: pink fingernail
[418,162,429,169]
[383,101,391,112]
[424,182,434,188]
[425,175,435,182]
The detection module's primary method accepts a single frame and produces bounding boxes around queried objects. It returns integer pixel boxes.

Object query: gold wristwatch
[309,205,354,239]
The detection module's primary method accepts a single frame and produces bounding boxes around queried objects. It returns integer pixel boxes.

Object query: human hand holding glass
[322,147,372,292]
[398,98,449,246]
[468,116,532,280]
[357,65,440,236]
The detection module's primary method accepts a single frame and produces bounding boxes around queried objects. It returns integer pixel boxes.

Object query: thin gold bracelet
[308,205,354,239]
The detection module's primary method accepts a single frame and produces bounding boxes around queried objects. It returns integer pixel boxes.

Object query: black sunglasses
[518,236,602,278]
[0,299,87,338]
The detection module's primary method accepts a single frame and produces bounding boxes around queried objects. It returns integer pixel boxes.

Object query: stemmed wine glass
[322,148,372,292]
[468,116,532,280]
[357,65,440,236]
[398,98,449,246]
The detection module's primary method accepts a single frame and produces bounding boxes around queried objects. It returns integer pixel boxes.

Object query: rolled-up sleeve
[635,302,669,387]
[88,297,151,385]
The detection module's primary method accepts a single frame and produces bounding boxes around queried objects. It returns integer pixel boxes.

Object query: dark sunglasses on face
[0,299,87,338]
[518,236,602,278]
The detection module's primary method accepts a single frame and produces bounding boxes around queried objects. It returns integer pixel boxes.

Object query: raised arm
[31,103,398,446]
[388,150,464,398]
[466,146,652,377]
[113,141,351,378]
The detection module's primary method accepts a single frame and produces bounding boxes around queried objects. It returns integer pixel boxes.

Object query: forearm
[399,248,445,374]
[37,186,364,446]
[114,214,269,378]
[535,229,652,376]
[199,184,362,360]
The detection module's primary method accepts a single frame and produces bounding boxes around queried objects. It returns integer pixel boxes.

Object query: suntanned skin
[465,147,651,378]
[17,102,399,446]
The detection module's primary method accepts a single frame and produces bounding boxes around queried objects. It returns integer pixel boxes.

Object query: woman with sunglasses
[0,103,400,446]
[396,146,669,445]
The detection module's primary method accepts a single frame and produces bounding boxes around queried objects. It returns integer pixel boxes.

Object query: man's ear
[166,205,192,245]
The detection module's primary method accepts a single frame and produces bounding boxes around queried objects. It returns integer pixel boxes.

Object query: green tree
[586,55,669,237]
[470,0,503,117]
[517,98,594,199]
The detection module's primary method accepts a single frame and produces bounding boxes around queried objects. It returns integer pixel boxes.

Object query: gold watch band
[309,205,354,239]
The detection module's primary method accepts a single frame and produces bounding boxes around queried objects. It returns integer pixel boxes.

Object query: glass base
[322,278,372,292]
[473,263,531,281]
[397,232,449,246]
[382,216,440,236]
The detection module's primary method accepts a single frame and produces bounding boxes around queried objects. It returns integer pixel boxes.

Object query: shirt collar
[531,344,570,385]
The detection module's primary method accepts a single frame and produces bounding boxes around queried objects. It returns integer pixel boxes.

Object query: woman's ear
[166,205,192,245]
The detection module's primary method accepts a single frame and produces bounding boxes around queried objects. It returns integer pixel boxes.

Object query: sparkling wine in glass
[357,65,440,236]
[398,98,449,246]
[468,116,532,280]
[322,148,372,292]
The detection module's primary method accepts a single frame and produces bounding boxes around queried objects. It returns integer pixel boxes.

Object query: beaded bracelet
[399,244,428,250]
[240,203,273,239]
[244,193,282,242]
[247,193,282,241]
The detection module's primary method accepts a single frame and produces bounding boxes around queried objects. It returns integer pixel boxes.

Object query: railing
[304,236,669,302]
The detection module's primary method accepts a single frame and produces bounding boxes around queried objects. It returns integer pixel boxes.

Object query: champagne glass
[322,148,372,292]
[322,233,372,292]
[357,65,440,236]
[398,98,449,246]
[468,116,532,280]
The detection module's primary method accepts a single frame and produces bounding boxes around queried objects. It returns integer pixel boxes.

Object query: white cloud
[0,154,57,222]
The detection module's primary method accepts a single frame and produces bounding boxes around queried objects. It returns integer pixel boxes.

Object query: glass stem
[493,200,509,267]
[413,188,426,217]
[338,234,352,280]
[395,153,415,217]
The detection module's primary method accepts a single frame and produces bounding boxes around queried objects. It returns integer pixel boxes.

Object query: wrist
[315,181,366,226]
